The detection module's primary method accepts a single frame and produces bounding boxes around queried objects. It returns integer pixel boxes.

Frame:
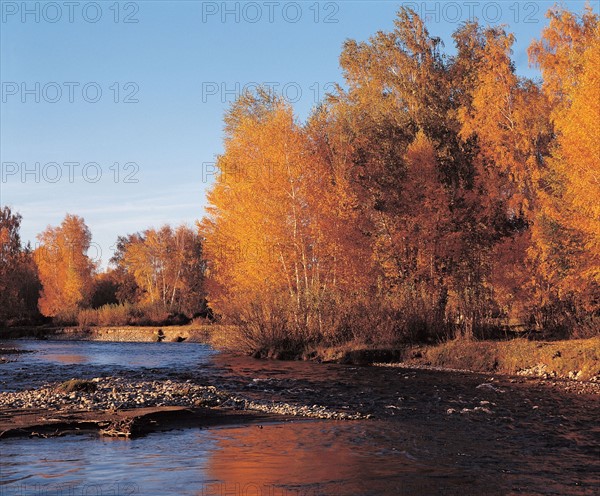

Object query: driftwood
[0,406,282,439]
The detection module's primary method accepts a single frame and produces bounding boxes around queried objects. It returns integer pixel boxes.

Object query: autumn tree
[453,22,554,328]
[202,90,372,349]
[202,5,599,348]
[115,225,206,316]
[528,6,600,331]
[35,214,96,317]
[89,270,121,309]
[0,207,41,324]
[202,91,321,334]
[329,8,497,337]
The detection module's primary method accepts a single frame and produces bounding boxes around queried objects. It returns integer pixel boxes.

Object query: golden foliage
[35,214,95,317]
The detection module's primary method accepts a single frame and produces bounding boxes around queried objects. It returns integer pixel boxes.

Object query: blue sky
[0,0,594,267]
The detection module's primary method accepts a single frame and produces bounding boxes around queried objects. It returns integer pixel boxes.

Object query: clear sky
[0,0,594,267]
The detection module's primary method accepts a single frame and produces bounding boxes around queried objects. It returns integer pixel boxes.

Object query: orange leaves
[528,9,600,305]
[35,214,95,317]
[118,225,202,312]
[458,25,551,220]
[202,92,368,325]
[535,28,600,294]
[202,5,599,338]
[0,207,41,324]
[529,5,598,109]
[205,95,310,310]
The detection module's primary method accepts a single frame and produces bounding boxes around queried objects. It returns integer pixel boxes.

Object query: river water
[0,340,598,495]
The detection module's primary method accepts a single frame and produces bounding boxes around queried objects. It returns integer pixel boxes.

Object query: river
[0,340,598,495]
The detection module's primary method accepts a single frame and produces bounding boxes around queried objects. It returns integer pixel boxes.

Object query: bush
[221,289,455,359]
[128,302,170,326]
[73,302,192,327]
[97,303,131,326]
[77,308,98,327]
[53,308,79,326]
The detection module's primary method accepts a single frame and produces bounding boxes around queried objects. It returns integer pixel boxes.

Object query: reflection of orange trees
[35,214,96,317]
[202,423,368,496]
[202,422,445,495]
[203,5,599,343]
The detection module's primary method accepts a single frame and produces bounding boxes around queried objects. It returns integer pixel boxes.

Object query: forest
[1,5,598,355]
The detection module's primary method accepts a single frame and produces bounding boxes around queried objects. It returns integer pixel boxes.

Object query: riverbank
[2,326,599,382]
[0,324,232,343]
[382,336,600,382]
[318,337,600,382]
[3,338,598,494]
[201,324,600,383]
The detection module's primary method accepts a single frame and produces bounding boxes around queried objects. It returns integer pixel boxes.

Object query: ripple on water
[0,421,503,496]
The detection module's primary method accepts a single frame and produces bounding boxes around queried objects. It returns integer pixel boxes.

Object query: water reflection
[1,341,598,495]
[42,353,89,364]
[200,421,505,496]
[0,340,215,392]
[0,422,492,496]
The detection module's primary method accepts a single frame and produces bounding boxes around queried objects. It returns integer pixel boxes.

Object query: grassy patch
[55,379,97,393]
[400,337,600,380]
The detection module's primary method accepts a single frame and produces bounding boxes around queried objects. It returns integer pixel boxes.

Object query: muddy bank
[312,336,600,382]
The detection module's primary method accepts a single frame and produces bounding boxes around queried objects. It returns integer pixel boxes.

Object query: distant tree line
[0,208,207,327]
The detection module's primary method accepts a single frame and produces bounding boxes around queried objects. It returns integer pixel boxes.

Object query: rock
[476,383,505,393]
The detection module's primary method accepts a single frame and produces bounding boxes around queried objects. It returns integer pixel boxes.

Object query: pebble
[0,377,364,420]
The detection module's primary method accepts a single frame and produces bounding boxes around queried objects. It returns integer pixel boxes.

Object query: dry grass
[204,325,246,351]
[400,337,600,380]
[56,379,97,393]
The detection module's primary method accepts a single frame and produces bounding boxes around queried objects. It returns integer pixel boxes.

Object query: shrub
[77,308,99,327]
[53,308,79,326]
[56,379,97,393]
[73,302,192,327]
[97,303,131,326]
